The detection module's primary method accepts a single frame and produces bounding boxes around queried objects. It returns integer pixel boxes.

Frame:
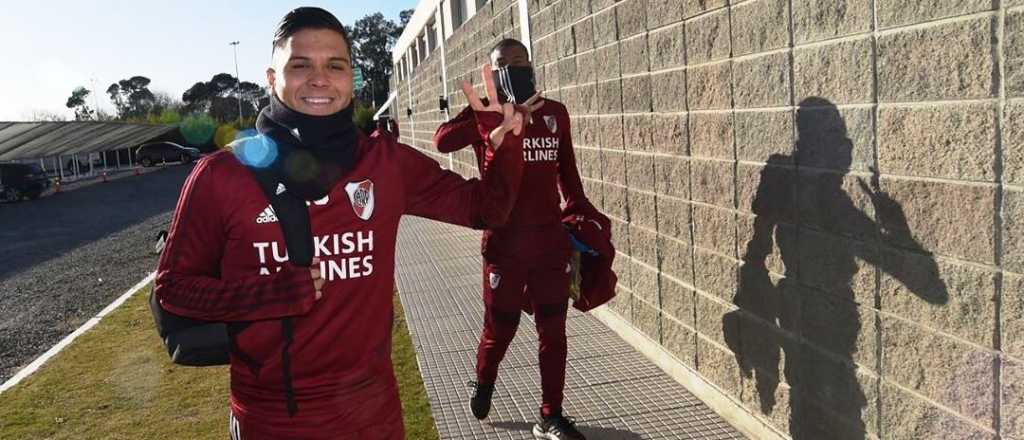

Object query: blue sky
[0,1,415,121]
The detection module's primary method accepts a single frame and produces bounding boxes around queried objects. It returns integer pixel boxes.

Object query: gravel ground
[0,165,193,382]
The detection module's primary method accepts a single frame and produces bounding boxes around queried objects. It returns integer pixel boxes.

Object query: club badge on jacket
[489,272,501,290]
[543,115,557,134]
[345,179,375,220]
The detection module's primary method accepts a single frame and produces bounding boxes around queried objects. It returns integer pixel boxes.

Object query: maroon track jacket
[154,123,522,437]
[434,99,598,263]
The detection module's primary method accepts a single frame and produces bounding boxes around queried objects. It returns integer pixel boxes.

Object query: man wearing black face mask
[153,7,525,439]
[434,39,603,440]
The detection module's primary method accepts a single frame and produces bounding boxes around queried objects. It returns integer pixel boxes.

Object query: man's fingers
[501,104,524,136]
[313,275,326,299]
[461,81,485,111]
[481,63,500,108]
[310,257,325,297]
[310,260,325,301]
[524,92,543,109]
[512,112,524,136]
[516,93,543,124]
[502,102,515,120]
[489,128,505,151]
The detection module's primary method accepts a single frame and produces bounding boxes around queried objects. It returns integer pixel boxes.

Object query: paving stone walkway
[395,217,747,440]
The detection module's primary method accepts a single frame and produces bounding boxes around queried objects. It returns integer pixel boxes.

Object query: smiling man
[153,7,525,439]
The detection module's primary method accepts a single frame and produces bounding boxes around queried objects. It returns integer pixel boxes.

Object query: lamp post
[230,41,242,125]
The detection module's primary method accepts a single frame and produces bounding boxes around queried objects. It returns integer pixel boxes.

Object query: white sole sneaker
[532,424,558,440]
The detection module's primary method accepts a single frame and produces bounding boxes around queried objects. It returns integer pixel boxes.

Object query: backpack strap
[240,160,314,417]
[151,151,317,378]
[280,317,298,416]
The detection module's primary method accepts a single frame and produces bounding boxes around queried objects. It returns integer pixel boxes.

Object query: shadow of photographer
[722,97,949,439]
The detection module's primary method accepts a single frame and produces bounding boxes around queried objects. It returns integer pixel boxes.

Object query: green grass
[392,294,441,440]
[0,286,439,439]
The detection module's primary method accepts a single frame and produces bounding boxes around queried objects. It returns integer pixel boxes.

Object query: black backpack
[150,162,314,368]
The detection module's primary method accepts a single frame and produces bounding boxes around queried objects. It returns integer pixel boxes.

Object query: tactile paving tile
[412,313,481,337]
[621,404,747,440]
[563,312,616,338]
[568,352,666,387]
[416,327,481,355]
[394,216,748,440]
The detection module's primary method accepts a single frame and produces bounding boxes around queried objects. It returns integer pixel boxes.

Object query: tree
[182,81,211,113]
[238,81,266,115]
[107,76,156,119]
[151,91,183,116]
[353,101,376,135]
[152,108,182,125]
[182,74,266,122]
[210,96,241,122]
[26,110,68,122]
[209,73,238,96]
[65,86,95,120]
[394,9,414,38]
[349,13,398,107]
[94,109,117,121]
[342,9,415,109]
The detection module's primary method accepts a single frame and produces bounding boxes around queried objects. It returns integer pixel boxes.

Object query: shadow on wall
[721,97,949,439]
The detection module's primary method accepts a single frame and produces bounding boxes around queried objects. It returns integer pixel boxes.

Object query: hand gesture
[461,63,524,149]
[517,92,544,126]
[856,166,885,200]
[857,167,907,238]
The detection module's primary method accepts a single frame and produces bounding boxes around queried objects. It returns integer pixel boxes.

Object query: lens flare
[180,116,217,145]
[284,149,319,182]
[215,125,240,149]
[231,133,278,169]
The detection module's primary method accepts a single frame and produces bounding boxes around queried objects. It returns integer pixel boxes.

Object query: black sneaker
[467,381,494,420]
[532,413,586,440]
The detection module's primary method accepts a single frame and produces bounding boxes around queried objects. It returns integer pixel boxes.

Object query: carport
[0,122,175,181]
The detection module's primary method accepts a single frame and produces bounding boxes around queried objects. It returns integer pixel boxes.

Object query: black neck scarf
[255,94,359,200]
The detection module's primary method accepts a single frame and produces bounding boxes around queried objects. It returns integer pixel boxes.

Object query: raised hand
[856,167,909,240]
[461,63,524,149]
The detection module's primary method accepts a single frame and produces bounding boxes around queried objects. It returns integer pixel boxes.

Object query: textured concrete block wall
[394,1,1024,438]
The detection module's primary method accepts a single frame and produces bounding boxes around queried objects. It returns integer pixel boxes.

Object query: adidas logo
[256,205,278,224]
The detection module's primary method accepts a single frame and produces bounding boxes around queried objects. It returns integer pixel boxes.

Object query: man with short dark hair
[154,7,525,439]
[434,38,602,440]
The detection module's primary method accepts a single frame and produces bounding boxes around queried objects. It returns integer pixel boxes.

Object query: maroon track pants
[475,257,570,418]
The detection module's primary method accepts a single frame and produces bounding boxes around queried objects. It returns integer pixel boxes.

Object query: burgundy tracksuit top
[154,126,522,439]
[434,99,596,257]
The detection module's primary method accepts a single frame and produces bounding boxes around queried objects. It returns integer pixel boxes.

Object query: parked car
[135,142,201,167]
[0,163,51,202]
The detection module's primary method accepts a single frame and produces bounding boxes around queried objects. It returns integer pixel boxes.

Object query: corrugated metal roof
[0,122,175,161]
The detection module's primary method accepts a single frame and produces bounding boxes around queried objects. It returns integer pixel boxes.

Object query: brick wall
[393,1,1024,438]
